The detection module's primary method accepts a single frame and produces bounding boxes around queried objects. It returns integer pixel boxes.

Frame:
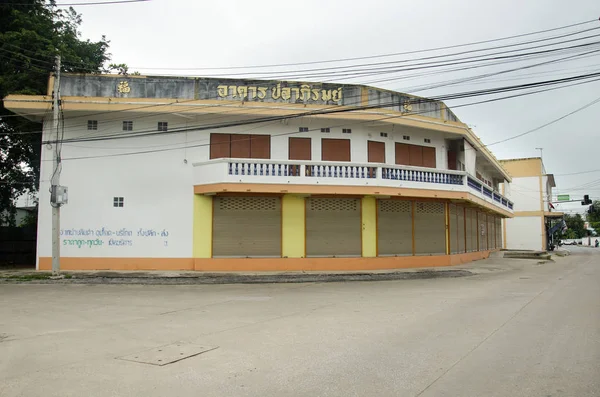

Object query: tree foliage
[0,0,111,225]
[586,200,600,235]
[562,213,587,239]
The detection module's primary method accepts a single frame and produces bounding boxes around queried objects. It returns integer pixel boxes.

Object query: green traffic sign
[557,194,570,201]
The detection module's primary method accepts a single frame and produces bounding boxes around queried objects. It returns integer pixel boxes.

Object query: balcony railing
[193,158,514,212]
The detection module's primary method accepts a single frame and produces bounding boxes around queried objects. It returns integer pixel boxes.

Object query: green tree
[0,0,110,225]
[586,200,600,235]
[562,213,587,239]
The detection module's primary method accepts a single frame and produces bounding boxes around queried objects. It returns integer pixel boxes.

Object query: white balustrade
[192,159,513,212]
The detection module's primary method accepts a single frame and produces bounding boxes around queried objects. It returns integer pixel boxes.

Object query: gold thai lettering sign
[216,83,343,103]
[117,81,131,93]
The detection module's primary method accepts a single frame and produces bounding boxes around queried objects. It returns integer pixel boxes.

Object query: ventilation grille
[415,202,444,214]
[379,200,410,213]
[310,198,358,212]
[218,197,278,211]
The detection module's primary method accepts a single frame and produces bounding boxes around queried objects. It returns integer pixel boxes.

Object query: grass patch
[1,273,73,281]
[5,274,51,281]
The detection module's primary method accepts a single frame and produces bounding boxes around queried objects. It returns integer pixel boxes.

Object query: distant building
[500,157,562,251]
[5,74,513,271]
[1,192,37,227]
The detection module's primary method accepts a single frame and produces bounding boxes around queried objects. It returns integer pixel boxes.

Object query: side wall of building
[37,116,455,265]
[504,216,543,251]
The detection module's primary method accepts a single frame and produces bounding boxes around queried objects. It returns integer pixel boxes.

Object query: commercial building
[4,74,513,271]
[500,157,562,251]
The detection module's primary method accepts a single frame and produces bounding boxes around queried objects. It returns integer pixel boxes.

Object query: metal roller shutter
[488,215,495,249]
[449,204,459,254]
[414,202,446,255]
[213,196,281,257]
[496,218,503,248]
[478,212,488,251]
[377,200,413,256]
[457,206,466,253]
[471,208,478,251]
[465,208,474,252]
[306,198,361,257]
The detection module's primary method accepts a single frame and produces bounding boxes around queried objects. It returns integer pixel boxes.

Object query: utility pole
[51,55,61,276]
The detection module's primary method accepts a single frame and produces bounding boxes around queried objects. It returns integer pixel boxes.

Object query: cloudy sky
[70,0,599,213]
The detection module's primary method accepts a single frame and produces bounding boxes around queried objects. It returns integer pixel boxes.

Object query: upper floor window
[87,120,98,130]
[320,128,331,133]
[395,143,436,168]
[158,122,168,132]
[299,127,309,132]
[123,121,133,131]
[424,138,431,143]
[113,197,124,208]
[321,138,350,162]
[209,133,271,160]
[380,132,388,138]
[403,135,410,141]
[342,128,352,134]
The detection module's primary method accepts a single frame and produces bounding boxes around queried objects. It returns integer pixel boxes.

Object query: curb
[0,269,474,285]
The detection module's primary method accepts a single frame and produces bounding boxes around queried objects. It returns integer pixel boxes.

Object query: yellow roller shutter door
[213,196,281,257]
[377,200,413,256]
[306,198,361,257]
[414,202,446,255]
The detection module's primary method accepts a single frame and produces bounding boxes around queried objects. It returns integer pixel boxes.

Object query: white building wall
[504,216,543,251]
[463,139,476,175]
[36,115,453,266]
[505,176,541,212]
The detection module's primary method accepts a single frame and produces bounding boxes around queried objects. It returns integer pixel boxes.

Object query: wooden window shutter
[409,145,423,167]
[395,143,410,165]
[367,141,385,163]
[231,134,251,158]
[289,137,311,160]
[210,133,231,159]
[422,146,436,168]
[250,135,271,159]
[321,138,351,162]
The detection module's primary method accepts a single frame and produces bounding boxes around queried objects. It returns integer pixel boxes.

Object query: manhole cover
[117,342,218,366]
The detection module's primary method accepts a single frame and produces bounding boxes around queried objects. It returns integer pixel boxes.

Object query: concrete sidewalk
[0,254,553,284]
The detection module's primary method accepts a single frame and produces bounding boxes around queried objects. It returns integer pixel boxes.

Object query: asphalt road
[1,248,599,396]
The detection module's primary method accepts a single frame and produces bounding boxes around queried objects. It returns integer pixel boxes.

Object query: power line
[484,94,600,147]
[10,66,600,140]
[399,48,600,93]
[46,71,600,145]
[555,168,600,176]
[41,75,600,161]
[127,19,600,71]
[4,0,150,6]
[7,25,600,78]
[130,39,600,81]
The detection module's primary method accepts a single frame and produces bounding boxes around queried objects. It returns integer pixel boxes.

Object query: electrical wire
[4,0,150,6]
[11,64,600,140]
[3,26,600,130]
[127,19,600,71]
[555,168,600,176]
[50,71,600,146]
[5,23,600,78]
[484,94,600,147]
[43,76,600,161]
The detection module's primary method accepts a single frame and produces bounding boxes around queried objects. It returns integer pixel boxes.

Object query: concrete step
[502,250,552,260]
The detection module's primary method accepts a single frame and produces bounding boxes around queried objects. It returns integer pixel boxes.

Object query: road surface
[1,248,599,396]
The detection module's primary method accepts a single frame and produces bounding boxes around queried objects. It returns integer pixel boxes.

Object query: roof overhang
[3,93,513,183]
